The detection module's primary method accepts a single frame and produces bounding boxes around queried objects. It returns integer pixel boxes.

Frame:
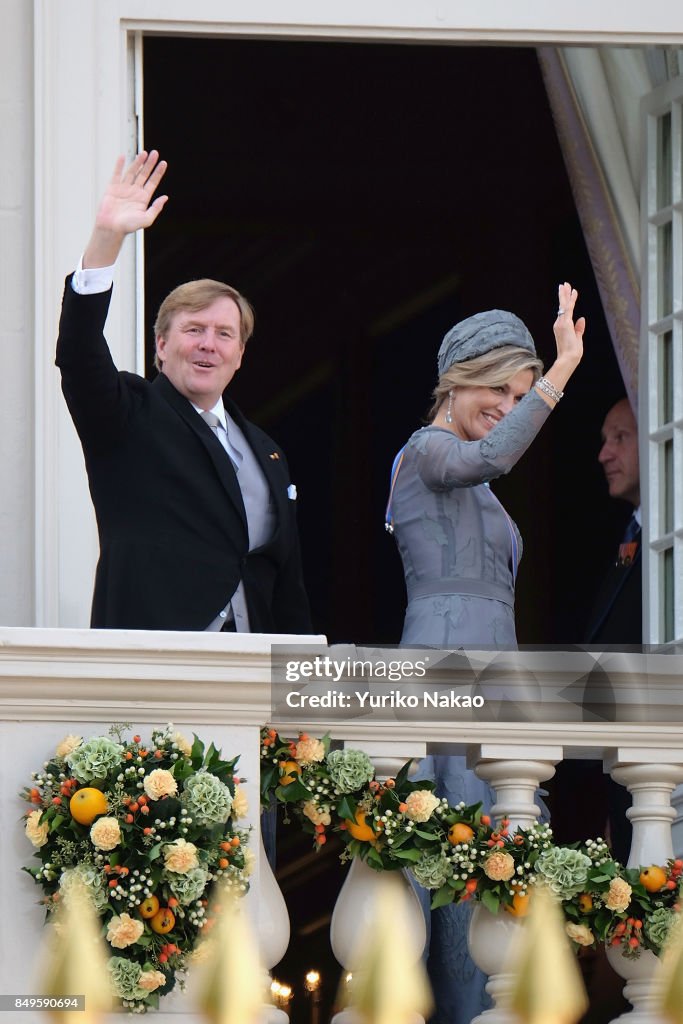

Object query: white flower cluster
[583,838,612,866]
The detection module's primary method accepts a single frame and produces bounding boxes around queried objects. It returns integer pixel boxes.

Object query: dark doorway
[144,35,631,1023]
[143,36,626,644]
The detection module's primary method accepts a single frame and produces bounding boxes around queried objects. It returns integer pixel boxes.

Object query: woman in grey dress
[387,282,585,1024]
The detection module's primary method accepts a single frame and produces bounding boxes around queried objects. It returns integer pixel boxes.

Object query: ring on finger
[557,308,565,315]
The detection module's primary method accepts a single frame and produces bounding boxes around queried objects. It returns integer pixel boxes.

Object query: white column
[467,745,562,1024]
[604,751,683,1024]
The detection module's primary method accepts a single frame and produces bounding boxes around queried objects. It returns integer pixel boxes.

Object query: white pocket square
[287,484,297,500]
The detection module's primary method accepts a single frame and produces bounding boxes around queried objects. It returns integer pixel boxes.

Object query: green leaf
[413,828,440,841]
[49,814,65,832]
[481,889,500,915]
[148,842,163,861]
[389,847,423,863]
[431,884,456,910]
[393,759,415,790]
[335,795,357,822]
[275,779,312,803]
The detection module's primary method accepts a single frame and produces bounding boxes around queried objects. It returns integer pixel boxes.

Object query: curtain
[537,46,682,414]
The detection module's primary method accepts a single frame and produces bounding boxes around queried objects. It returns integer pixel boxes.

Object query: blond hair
[153,279,255,370]
[428,345,543,421]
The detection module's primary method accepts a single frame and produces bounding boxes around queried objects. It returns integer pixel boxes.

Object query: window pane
[657,111,672,208]
[661,439,674,533]
[658,330,674,425]
[658,221,673,318]
[662,547,675,643]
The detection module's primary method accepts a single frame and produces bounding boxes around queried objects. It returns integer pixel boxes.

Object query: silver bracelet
[535,376,564,403]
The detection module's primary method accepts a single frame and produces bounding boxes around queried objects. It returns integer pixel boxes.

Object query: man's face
[155,297,244,410]
[598,398,640,507]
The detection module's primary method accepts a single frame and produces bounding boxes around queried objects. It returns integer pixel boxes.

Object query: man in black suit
[586,396,641,645]
[56,151,311,634]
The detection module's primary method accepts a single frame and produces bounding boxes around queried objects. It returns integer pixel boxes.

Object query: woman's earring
[445,390,454,424]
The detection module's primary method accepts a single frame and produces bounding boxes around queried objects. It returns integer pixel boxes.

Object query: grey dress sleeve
[412,390,552,489]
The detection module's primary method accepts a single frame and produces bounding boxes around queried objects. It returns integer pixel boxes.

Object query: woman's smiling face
[448,368,535,441]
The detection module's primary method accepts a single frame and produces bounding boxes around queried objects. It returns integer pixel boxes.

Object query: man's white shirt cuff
[71,257,115,295]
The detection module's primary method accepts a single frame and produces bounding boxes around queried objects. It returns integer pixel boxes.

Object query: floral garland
[260,728,683,959]
[23,724,252,1014]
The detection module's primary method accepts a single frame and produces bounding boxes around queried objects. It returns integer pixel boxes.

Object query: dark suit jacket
[584,539,642,645]
[56,277,312,633]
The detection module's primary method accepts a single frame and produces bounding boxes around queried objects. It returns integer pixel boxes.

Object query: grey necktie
[200,410,242,470]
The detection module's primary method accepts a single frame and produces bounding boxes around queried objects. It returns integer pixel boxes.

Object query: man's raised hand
[83,151,168,269]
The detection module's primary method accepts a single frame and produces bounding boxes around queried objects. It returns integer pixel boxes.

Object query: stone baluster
[330,740,427,1024]
[468,744,563,1024]
[603,752,683,1024]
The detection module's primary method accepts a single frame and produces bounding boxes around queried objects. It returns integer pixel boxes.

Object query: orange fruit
[448,823,475,845]
[69,787,108,825]
[345,808,377,842]
[504,892,530,917]
[639,866,667,892]
[278,760,302,786]
[150,907,176,934]
[578,894,593,913]
[139,895,160,919]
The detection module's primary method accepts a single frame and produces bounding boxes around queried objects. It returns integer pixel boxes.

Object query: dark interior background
[144,37,631,1021]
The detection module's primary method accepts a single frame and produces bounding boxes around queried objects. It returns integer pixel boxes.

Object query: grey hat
[437,309,536,377]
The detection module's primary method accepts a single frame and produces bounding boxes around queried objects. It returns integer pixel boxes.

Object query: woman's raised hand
[553,281,586,370]
[83,151,168,268]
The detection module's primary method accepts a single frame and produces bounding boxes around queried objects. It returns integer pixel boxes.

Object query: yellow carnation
[294,737,326,764]
[25,810,49,848]
[164,838,199,874]
[138,970,166,992]
[90,816,121,851]
[232,786,249,819]
[55,734,82,759]
[106,912,144,949]
[483,851,515,881]
[173,731,193,757]
[605,877,632,912]
[302,800,332,826]
[566,922,595,946]
[143,768,178,801]
[404,790,440,823]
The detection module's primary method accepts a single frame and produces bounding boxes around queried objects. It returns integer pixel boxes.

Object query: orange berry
[398,802,408,813]
[220,841,231,851]
[133,735,141,743]
[230,837,240,847]
[129,803,139,813]
[155,750,163,759]
[219,858,229,869]
[628,937,639,948]
[465,879,478,893]
[666,880,677,889]
[140,805,150,815]
[140,895,160,919]
[448,823,475,845]
[315,824,325,833]
[125,814,134,824]
[481,815,491,825]
[52,796,62,805]
[150,907,175,934]
[143,827,153,835]
[137,795,147,805]
[158,954,168,963]
[385,779,395,789]
[167,897,179,909]
[125,752,133,760]
[316,834,327,845]
[109,879,118,888]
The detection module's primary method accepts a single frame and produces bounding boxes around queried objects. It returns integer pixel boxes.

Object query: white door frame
[34,0,683,625]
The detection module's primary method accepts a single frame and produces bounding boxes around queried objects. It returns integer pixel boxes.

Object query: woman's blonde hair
[428,345,543,421]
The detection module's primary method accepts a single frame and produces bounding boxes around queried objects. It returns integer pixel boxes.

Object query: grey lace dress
[389,389,552,1024]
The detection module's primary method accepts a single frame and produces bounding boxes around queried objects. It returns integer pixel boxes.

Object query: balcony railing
[2,627,682,1023]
